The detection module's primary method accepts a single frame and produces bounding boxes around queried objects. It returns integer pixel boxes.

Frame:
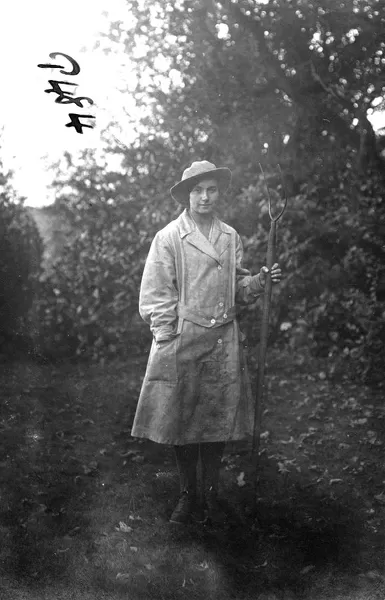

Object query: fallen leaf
[116,573,130,581]
[119,450,140,458]
[115,521,133,533]
[363,570,385,581]
[82,462,98,475]
[374,492,385,505]
[130,546,138,552]
[253,560,268,569]
[236,472,246,487]
[329,479,343,485]
[196,561,209,571]
[132,455,145,463]
[278,462,290,475]
[300,564,315,575]
[155,471,174,479]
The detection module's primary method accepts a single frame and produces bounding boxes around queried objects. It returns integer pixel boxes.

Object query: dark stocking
[174,444,199,496]
[200,442,225,494]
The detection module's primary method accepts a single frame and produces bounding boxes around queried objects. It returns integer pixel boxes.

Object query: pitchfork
[251,164,288,507]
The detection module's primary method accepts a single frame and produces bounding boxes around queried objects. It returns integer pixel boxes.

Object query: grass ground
[0,350,384,600]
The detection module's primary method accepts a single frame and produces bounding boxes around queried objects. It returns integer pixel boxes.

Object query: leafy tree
[109,0,385,185]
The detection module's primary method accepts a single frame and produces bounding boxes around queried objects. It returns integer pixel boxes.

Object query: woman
[131,160,282,525]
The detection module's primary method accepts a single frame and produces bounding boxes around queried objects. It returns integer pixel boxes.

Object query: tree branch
[310,62,382,168]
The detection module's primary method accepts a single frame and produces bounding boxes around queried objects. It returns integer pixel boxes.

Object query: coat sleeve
[235,233,264,304]
[139,231,179,342]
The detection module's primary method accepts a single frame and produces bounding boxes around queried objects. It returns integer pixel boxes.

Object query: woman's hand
[259,263,282,287]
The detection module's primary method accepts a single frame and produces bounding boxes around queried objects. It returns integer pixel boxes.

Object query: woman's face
[188,178,219,217]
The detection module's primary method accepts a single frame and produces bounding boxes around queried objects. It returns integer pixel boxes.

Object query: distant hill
[27,206,70,273]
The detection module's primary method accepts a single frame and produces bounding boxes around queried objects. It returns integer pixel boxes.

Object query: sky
[0,0,134,207]
[0,1,384,208]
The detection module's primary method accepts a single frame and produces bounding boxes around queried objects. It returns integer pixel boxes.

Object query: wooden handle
[252,220,276,456]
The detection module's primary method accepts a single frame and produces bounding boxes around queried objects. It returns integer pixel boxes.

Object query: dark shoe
[169,492,196,525]
[205,492,229,526]
[191,503,207,524]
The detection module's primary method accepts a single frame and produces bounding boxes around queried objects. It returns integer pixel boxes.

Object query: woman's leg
[170,444,199,524]
[200,442,227,524]
[199,442,225,494]
[174,443,199,495]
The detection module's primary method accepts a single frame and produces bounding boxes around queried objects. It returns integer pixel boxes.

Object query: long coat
[131,209,264,445]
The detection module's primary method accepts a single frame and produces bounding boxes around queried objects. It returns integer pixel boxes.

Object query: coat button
[219,302,224,307]
[223,313,228,319]
[210,318,216,325]
[217,338,223,344]
[217,265,222,270]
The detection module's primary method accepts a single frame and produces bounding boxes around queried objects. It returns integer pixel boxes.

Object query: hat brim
[170,168,232,205]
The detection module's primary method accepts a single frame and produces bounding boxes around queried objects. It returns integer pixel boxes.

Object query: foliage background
[1,0,384,385]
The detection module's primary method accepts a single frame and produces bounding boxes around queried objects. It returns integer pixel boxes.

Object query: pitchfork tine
[259,163,288,222]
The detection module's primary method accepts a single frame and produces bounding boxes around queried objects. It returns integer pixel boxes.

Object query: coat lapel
[211,218,231,257]
[178,210,221,263]
[186,230,221,263]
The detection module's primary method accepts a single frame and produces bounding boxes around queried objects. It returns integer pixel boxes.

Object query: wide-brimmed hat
[170,160,232,204]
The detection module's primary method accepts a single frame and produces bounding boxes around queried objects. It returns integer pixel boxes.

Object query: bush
[35,197,169,361]
[310,172,385,384]
[0,183,43,356]
[234,166,385,385]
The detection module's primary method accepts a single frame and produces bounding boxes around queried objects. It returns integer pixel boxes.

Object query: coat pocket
[146,337,178,383]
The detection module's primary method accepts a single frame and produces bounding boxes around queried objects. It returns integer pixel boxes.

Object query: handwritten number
[38,53,95,133]
[65,114,95,134]
[44,81,94,108]
[44,80,76,97]
[56,96,94,108]
[38,52,80,76]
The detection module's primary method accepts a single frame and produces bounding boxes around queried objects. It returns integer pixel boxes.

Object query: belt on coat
[177,303,237,328]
